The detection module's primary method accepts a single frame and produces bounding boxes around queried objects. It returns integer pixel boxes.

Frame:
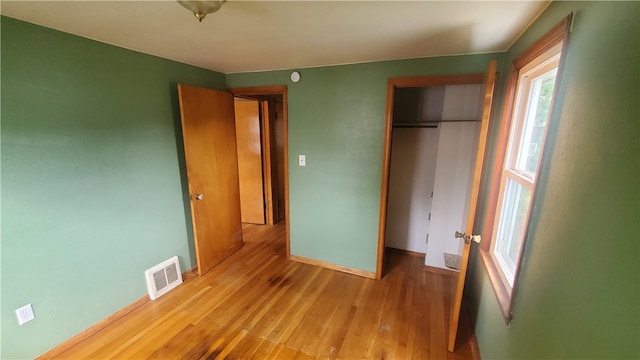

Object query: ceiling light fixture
[178,0,226,22]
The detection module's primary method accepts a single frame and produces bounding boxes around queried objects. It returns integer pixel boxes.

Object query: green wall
[1,17,225,359]
[2,15,499,358]
[227,54,497,273]
[468,2,640,359]
[6,2,637,359]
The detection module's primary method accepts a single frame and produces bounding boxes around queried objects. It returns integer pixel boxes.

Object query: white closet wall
[442,84,483,121]
[385,127,439,253]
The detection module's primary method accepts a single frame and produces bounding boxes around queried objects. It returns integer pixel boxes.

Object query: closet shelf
[393,119,479,128]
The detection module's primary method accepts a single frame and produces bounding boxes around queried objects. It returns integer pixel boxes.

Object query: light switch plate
[298,154,306,167]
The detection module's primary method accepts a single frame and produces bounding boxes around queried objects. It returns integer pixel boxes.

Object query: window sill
[480,249,514,324]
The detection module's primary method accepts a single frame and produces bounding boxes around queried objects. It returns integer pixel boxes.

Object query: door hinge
[428,213,431,220]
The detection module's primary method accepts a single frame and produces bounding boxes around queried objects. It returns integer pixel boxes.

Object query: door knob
[195,194,204,200]
[455,231,481,244]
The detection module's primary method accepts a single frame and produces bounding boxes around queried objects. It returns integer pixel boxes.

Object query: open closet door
[447,61,497,351]
[178,84,243,276]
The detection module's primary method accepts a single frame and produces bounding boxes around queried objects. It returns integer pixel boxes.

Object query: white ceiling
[0,1,550,74]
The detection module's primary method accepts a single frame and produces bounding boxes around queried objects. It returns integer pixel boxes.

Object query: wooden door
[178,84,243,276]
[260,100,276,225]
[234,98,266,224]
[274,101,286,222]
[448,60,497,351]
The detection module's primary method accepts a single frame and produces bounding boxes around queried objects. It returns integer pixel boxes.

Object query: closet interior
[385,84,483,270]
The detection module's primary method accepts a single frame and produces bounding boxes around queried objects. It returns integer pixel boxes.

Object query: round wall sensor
[290,71,301,83]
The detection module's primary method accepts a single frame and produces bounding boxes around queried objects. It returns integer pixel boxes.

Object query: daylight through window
[480,14,572,322]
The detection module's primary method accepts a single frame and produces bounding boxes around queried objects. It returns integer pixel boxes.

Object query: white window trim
[490,43,563,292]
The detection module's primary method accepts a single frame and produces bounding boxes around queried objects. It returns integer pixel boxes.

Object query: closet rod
[393,123,438,128]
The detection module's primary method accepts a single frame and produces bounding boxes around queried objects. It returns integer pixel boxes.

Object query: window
[492,46,561,287]
[481,15,571,322]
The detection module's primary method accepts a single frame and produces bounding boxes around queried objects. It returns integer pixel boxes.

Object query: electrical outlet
[15,304,35,326]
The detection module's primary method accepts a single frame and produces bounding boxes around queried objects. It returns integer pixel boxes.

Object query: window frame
[491,49,561,287]
[480,14,572,323]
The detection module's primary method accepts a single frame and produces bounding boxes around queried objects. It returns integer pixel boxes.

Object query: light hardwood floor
[42,223,479,359]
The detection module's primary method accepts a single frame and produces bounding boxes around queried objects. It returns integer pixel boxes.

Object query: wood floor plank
[145,322,223,359]
[40,223,478,360]
[286,272,361,357]
[245,335,279,359]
